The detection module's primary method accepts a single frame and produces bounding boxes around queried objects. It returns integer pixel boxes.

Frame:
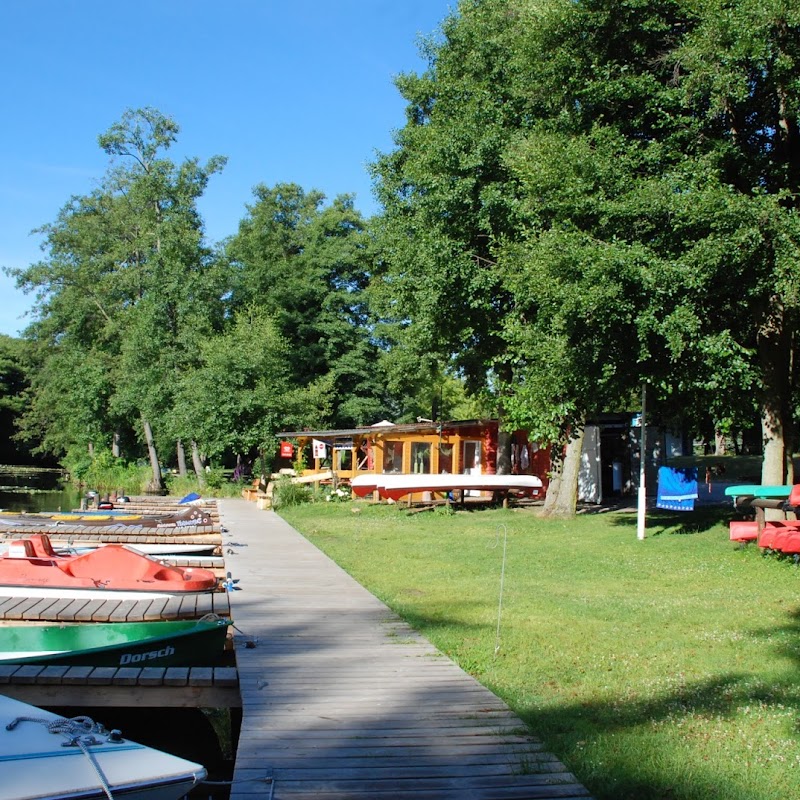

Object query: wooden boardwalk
[220,498,592,800]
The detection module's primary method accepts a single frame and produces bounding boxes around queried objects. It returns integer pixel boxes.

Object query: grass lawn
[279,499,800,800]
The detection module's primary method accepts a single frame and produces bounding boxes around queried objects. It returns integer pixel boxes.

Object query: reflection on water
[0,467,83,513]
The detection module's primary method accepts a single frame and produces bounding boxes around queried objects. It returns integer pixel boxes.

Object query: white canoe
[351,472,543,500]
[0,693,206,800]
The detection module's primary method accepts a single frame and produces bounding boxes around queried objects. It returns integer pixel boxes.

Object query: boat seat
[27,534,58,558]
[64,546,157,580]
[5,540,36,559]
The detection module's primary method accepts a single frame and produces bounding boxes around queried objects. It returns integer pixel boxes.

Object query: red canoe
[769,529,800,554]
[0,534,219,599]
[729,520,758,542]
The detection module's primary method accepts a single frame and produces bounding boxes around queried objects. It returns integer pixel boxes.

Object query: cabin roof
[277,419,495,441]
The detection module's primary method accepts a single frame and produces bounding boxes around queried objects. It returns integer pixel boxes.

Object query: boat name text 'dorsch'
[119,644,176,665]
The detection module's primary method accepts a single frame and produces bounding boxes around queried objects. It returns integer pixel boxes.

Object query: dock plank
[0,592,226,623]
[220,498,593,800]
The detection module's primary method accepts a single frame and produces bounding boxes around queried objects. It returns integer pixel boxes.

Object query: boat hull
[0,507,213,529]
[351,472,543,500]
[0,585,214,600]
[0,618,230,667]
[0,694,206,800]
[0,542,217,558]
[0,536,219,598]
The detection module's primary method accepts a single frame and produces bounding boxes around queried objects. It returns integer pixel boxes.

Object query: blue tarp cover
[179,492,202,504]
[657,466,698,511]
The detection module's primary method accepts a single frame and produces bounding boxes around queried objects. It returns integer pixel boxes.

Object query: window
[438,443,453,473]
[461,441,482,474]
[336,449,353,471]
[411,442,431,473]
[383,441,403,473]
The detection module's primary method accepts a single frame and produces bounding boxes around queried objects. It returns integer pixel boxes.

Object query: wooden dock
[220,498,592,800]
[0,590,238,707]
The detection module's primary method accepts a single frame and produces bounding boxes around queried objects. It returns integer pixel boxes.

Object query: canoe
[351,472,543,500]
[729,520,758,542]
[0,617,230,667]
[0,693,206,800]
[0,534,219,600]
[770,529,800,555]
[0,507,213,529]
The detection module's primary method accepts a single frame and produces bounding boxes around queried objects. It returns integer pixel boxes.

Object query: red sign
[279,442,293,458]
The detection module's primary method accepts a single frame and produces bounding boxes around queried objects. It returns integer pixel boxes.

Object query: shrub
[323,484,351,503]
[272,477,312,508]
[66,449,150,496]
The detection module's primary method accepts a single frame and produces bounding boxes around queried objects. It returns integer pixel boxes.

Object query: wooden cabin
[276,419,549,501]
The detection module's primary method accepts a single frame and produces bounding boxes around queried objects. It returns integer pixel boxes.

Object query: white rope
[489,524,509,658]
[6,714,117,800]
[200,611,257,647]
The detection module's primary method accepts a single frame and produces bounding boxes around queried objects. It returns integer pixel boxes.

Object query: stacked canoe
[728,483,800,554]
[0,500,222,556]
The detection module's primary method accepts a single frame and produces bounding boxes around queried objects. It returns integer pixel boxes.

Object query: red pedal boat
[0,534,219,599]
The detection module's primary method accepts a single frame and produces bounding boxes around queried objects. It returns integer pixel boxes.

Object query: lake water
[0,467,83,512]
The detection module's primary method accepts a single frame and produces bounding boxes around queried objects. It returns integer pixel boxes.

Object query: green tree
[369,2,524,407]
[11,108,226,487]
[225,183,389,428]
[0,335,34,464]
[373,0,800,514]
[670,0,800,482]
[499,0,800,488]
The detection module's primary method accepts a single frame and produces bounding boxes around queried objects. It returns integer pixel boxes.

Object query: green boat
[0,617,230,667]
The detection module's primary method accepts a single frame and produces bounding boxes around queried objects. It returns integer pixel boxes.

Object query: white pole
[637,383,647,540]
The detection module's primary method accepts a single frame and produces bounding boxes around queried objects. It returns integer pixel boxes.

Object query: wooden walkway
[220,498,592,800]
[0,663,239,708]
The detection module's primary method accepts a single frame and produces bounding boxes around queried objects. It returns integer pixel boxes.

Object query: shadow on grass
[510,669,800,800]
[607,505,735,535]
[495,599,800,799]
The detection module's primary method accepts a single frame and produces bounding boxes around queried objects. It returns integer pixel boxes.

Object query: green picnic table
[724,485,794,533]
[723,485,792,498]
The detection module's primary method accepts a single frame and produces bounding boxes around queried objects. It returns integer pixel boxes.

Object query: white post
[637,383,647,540]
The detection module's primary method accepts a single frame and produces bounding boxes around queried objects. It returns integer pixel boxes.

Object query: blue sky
[0,0,454,337]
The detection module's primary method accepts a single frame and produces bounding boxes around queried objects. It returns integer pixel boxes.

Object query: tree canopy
[370,0,800,511]
[3,2,799,509]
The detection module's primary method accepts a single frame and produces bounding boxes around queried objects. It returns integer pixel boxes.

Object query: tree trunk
[112,431,121,458]
[496,430,512,475]
[542,443,563,515]
[191,440,207,489]
[142,415,165,494]
[758,299,795,487]
[757,299,795,521]
[176,440,188,477]
[714,430,726,456]
[542,424,585,518]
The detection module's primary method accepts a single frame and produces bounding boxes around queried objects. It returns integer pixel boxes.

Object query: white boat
[0,542,217,558]
[351,472,543,500]
[0,693,206,800]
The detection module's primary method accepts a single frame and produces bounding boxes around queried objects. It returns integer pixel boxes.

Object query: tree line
[2,0,798,513]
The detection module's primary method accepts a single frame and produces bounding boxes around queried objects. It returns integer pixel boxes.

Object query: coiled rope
[6,714,118,799]
[199,611,257,648]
